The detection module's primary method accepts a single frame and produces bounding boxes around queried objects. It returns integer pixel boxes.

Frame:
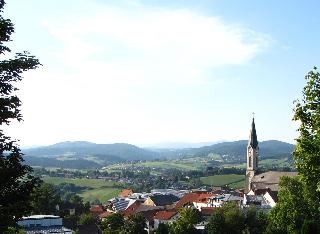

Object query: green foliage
[101,213,124,233]
[3,227,25,234]
[206,202,267,234]
[293,67,320,214]
[78,213,95,225]
[0,0,41,231]
[245,206,268,234]
[206,212,226,234]
[30,183,61,215]
[268,67,320,233]
[300,219,319,234]
[170,208,200,234]
[268,176,307,233]
[156,223,169,234]
[122,213,147,234]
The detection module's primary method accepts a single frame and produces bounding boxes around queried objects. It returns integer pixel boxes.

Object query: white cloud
[45,4,270,85]
[7,1,272,146]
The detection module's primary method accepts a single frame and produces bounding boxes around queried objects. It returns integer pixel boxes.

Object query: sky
[2,0,320,147]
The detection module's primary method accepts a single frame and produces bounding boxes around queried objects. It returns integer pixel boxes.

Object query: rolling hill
[23,140,295,169]
[156,140,295,163]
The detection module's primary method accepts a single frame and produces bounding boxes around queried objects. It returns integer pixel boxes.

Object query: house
[90,205,105,216]
[119,189,134,198]
[17,215,72,234]
[110,198,137,213]
[98,211,114,221]
[122,200,142,217]
[175,192,207,209]
[193,193,213,209]
[144,194,179,207]
[243,194,273,210]
[247,188,277,208]
[200,207,215,217]
[153,210,179,229]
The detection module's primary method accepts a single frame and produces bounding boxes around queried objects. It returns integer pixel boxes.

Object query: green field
[106,160,204,172]
[43,177,122,203]
[200,174,245,189]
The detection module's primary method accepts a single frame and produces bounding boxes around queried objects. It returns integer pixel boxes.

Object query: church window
[249,156,252,167]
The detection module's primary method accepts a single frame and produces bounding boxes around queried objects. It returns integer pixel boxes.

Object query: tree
[101,213,124,233]
[267,67,320,233]
[245,205,268,234]
[206,212,226,234]
[267,176,307,233]
[292,67,320,216]
[78,213,95,225]
[122,213,147,234]
[156,223,169,234]
[170,208,200,234]
[29,183,61,215]
[0,0,41,231]
[206,202,245,234]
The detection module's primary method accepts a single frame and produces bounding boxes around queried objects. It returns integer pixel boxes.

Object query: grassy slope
[200,174,245,189]
[43,177,121,203]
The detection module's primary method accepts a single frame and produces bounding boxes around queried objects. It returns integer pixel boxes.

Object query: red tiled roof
[154,210,177,220]
[122,201,141,217]
[99,211,113,219]
[175,193,200,209]
[195,193,212,203]
[175,193,210,209]
[119,189,133,198]
[200,207,216,216]
[90,205,104,214]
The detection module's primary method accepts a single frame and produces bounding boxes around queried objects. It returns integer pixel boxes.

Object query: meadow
[200,174,245,189]
[43,177,122,203]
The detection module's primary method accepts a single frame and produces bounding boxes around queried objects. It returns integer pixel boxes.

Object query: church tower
[245,117,259,192]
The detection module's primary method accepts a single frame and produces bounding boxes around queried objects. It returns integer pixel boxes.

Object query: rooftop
[154,210,178,220]
[20,215,60,220]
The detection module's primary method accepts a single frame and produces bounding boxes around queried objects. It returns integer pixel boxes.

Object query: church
[245,118,297,195]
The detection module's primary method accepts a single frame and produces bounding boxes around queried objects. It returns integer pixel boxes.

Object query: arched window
[249,156,252,167]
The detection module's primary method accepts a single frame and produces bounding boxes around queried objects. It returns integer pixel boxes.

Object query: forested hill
[155,140,295,162]
[22,140,295,168]
[23,141,160,161]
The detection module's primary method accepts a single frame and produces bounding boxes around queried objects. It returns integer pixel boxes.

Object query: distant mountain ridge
[167,140,295,163]
[23,140,295,168]
[23,141,159,160]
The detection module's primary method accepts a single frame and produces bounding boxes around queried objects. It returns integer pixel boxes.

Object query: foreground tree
[268,67,320,233]
[0,0,41,231]
[206,202,245,234]
[122,213,147,234]
[101,213,125,234]
[292,67,320,216]
[170,208,200,234]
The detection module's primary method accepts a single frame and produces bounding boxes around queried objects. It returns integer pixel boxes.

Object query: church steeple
[248,118,258,149]
[245,116,259,192]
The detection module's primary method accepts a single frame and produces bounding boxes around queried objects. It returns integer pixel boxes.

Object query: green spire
[249,118,258,148]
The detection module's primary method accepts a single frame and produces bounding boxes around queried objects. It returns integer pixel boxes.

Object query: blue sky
[3,0,319,146]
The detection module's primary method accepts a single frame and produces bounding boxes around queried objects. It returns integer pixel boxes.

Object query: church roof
[248,118,258,148]
[251,171,297,191]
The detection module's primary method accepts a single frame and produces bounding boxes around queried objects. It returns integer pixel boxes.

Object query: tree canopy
[0,0,41,231]
[267,67,320,233]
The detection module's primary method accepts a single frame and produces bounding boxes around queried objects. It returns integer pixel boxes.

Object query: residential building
[17,215,72,234]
